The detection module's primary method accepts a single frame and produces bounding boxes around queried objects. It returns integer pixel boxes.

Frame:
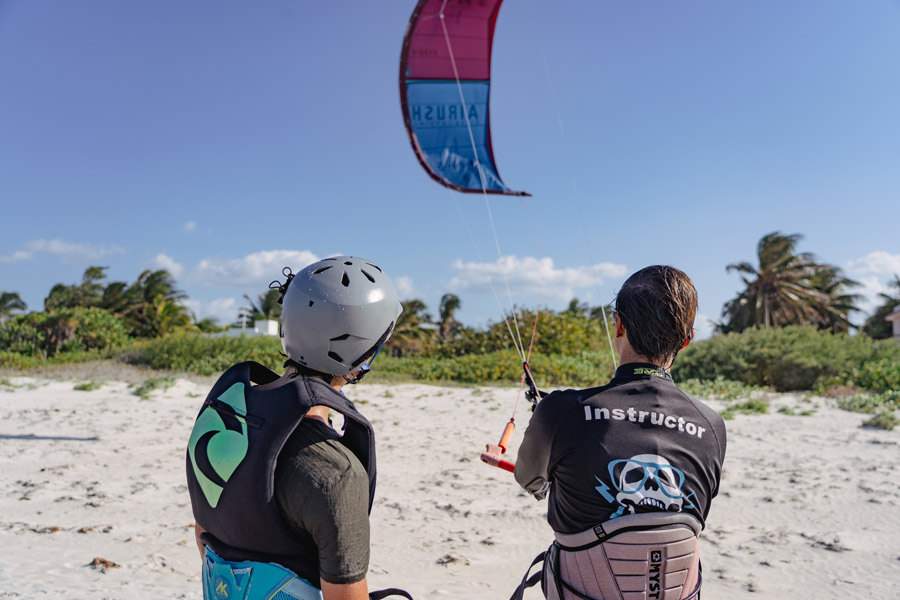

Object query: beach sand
[1,372,898,599]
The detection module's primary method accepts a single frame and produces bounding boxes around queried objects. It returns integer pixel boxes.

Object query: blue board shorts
[203,547,323,600]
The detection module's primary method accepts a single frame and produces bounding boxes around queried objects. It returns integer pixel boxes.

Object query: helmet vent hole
[312,266,332,275]
[341,272,350,287]
[330,334,350,341]
[344,260,353,265]
[328,351,344,363]
[308,300,314,307]
[360,269,376,283]
[366,262,382,273]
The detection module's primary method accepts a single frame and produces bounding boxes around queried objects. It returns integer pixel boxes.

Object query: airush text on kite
[409,103,480,125]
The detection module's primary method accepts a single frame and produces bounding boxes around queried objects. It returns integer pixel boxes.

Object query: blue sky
[2,0,899,338]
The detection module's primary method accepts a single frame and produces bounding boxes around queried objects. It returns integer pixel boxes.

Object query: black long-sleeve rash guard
[515,363,727,534]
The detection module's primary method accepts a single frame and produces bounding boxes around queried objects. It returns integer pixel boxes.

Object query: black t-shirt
[274,418,370,585]
[515,363,727,534]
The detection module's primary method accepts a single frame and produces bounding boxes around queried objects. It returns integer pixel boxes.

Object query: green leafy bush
[0,307,129,358]
[129,333,285,375]
[818,359,900,394]
[674,326,900,391]
[372,350,615,387]
[678,376,765,402]
[861,412,899,430]
[835,391,900,414]
[132,376,176,399]
[74,381,104,391]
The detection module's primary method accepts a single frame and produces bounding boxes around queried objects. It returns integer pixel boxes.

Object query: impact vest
[186,361,377,584]
[511,512,702,600]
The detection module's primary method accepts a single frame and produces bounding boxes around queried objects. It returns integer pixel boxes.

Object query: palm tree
[389,298,435,356]
[808,266,861,333]
[721,232,855,333]
[438,293,462,343]
[863,275,900,339]
[44,266,108,310]
[125,269,190,337]
[238,289,283,324]
[0,291,26,320]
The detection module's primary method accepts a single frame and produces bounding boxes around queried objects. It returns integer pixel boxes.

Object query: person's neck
[306,374,345,425]
[617,347,672,370]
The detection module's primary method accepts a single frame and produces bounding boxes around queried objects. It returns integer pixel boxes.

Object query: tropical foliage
[238,288,283,325]
[42,266,191,337]
[0,307,129,358]
[862,275,900,339]
[720,232,860,333]
[387,298,435,357]
[674,325,900,391]
[0,291,26,320]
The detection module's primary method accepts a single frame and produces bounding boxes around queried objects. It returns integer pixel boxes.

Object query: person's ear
[615,314,626,338]
[680,328,695,350]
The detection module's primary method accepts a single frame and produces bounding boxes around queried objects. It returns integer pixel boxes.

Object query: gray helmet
[280,256,401,376]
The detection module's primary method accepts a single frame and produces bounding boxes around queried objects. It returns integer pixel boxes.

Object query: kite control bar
[480,361,545,474]
[480,419,516,473]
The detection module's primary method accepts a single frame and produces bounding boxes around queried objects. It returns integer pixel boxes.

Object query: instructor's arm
[514,392,566,497]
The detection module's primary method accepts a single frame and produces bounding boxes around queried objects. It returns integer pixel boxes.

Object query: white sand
[0,376,898,599]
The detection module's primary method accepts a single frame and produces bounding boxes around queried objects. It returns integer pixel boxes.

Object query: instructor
[514,265,726,599]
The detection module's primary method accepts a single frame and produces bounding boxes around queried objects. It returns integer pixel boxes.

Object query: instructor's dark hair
[615,265,697,364]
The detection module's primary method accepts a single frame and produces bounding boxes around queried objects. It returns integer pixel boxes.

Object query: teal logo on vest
[214,576,230,599]
[188,383,249,508]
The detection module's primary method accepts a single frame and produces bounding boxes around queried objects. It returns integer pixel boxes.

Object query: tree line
[1,232,898,358]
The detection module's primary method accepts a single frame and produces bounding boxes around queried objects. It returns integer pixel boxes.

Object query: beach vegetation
[132,376,176,399]
[0,291,27,320]
[720,398,770,420]
[678,376,766,402]
[74,381,104,391]
[861,411,899,431]
[238,289,283,326]
[0,307,130,358]
[674,325,900,391]
[861,274,900,339]
[834,391,900,414]
[719,232,860,334]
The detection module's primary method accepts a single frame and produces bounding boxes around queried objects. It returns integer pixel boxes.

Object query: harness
[510,512,703,600]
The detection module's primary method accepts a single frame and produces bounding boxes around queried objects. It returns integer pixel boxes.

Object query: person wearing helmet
[510,266,726,600]
[186,256,409,600]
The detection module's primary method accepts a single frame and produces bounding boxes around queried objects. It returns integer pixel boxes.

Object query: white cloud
[182,297,239,325]
[150,253,184,279]
[190,250,321,287]
[846,251,900,276]
[693,311,716,341]
[182,221,197,233]
[854,276,890,315]
[0,239,124,265]
[447,255,627,301]
[394,275,415,298]
[845,251,900,317]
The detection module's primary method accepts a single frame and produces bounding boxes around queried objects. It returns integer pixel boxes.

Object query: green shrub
[129,333,285,375]
[674,326,900,391]
[371,350,615,388]
[132,376,176,399]
[720,398,769,420]
[0,307,129,359]
[835,391,900,414]
[679,376,765,402]
[818,359,900,394]
[861,412,899,430]
[74,381,104,391]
